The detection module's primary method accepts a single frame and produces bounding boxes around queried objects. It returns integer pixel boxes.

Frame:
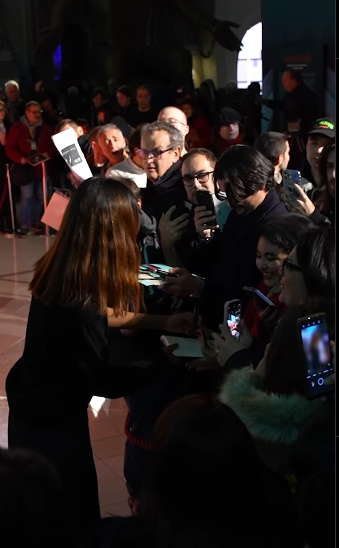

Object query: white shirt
[106,157,147,188]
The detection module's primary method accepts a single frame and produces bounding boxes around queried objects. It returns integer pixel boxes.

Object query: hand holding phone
[224,299,242,340]
[298,313,334,399]
[195,190,217,228]
[282,169,301,197]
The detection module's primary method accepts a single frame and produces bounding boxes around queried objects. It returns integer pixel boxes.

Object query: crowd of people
[0,70,335,548]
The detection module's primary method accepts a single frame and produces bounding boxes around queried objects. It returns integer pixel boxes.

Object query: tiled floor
[0,234,130,517]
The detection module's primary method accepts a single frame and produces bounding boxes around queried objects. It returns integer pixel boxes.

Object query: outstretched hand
[159,206,190,247]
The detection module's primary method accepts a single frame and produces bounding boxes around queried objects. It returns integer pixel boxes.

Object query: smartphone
[282,169,301,197]
[243,286,275,308]
[224,299,241,340]
[297,313,334,400]
[195,189,217,228]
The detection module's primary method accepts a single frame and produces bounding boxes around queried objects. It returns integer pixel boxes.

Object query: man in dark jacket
[139,121,187,222]
[263,70,317,170]
[164,146,287,330]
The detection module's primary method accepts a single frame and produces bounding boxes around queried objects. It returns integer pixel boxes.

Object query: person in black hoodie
[139,121,187,223]
[164,146,287,330]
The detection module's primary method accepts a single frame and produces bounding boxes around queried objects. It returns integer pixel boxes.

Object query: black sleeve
[224,349,252,371]
[263,99,284,111]
[78,312,160,400]
[308,209,332,227]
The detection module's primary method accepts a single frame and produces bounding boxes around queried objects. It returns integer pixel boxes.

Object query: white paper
[52,128,93,183]
[160,336,204,358]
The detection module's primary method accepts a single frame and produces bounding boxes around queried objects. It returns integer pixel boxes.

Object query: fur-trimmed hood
[219,368,327,446]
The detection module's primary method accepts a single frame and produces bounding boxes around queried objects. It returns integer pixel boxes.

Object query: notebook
[160,336,204,358]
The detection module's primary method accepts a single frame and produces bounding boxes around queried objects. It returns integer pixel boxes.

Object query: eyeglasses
[137,147,173,160]
[282,258,303,276]
[183,171,214,186]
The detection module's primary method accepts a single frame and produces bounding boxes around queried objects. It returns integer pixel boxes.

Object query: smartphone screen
[299,314,334,399]
[227,300,241,340]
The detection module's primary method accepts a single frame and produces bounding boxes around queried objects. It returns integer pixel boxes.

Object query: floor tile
[98,477,128,507]
[89,420,121,442]
[102,455,124,478]
[95,460,117,483]
[91,435,126,460]
[101,501,130,518]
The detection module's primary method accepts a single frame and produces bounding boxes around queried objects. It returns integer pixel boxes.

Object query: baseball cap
[217,107,241,127]
[308,118,335,139]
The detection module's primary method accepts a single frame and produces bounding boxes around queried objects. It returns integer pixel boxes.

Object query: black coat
[200,190,287,330]
[142,160,187,223]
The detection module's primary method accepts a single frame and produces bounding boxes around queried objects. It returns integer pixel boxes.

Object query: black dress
[6,297,157,545]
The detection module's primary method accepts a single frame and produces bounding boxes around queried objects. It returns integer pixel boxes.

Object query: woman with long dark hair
[0,100,13,234]
[5,178,192,545]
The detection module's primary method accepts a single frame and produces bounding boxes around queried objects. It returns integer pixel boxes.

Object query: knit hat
[217,107,241,128]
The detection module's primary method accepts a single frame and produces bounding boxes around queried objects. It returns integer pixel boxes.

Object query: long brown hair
[30,178,141,315]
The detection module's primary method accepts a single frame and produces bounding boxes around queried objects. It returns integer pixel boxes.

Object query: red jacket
[213,131,243,158]
[5,119,56,175]
[243,280,284,339]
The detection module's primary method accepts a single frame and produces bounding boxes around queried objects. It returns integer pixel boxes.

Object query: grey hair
[25,101,40,110]
[98,124,121,138]
[5,80,19,90]
[141,121,184,150]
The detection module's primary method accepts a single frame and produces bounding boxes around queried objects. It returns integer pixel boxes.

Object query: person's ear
[77,126,84,137]
[277,154,284,167]
[137,198,142,209]
[184,125,190,137]
[173,147,181,161]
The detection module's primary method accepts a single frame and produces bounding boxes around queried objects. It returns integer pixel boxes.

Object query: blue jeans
[20,178,44,229]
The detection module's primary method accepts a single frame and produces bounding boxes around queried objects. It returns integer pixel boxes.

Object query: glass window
[237,23,262,90]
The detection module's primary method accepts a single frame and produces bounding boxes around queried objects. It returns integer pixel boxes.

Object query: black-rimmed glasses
[183,171,214,187]
[137,147,173,160]
[282,258,302,276]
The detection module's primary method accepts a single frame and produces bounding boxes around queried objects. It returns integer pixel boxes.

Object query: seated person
[106,128,147,188]
[139,121,187,222]
[158,148,231,274]
[180,98,212,150]
[300,118,335,198]
[243,214,314,367]
[213,107,256,157]
[97,124,128,170]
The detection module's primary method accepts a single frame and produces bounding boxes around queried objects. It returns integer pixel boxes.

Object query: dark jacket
[200,190,287,330]
[142,160,187,223]
[138,209,163,264]
[266,83,317,143]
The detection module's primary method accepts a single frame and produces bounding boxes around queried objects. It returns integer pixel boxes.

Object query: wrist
[189,277,204,299]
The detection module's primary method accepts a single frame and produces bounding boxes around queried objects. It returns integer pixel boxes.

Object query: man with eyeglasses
[139,121,187,222]
[157,107,189,156]
[5,101,55,236]
[158,148,231,271]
